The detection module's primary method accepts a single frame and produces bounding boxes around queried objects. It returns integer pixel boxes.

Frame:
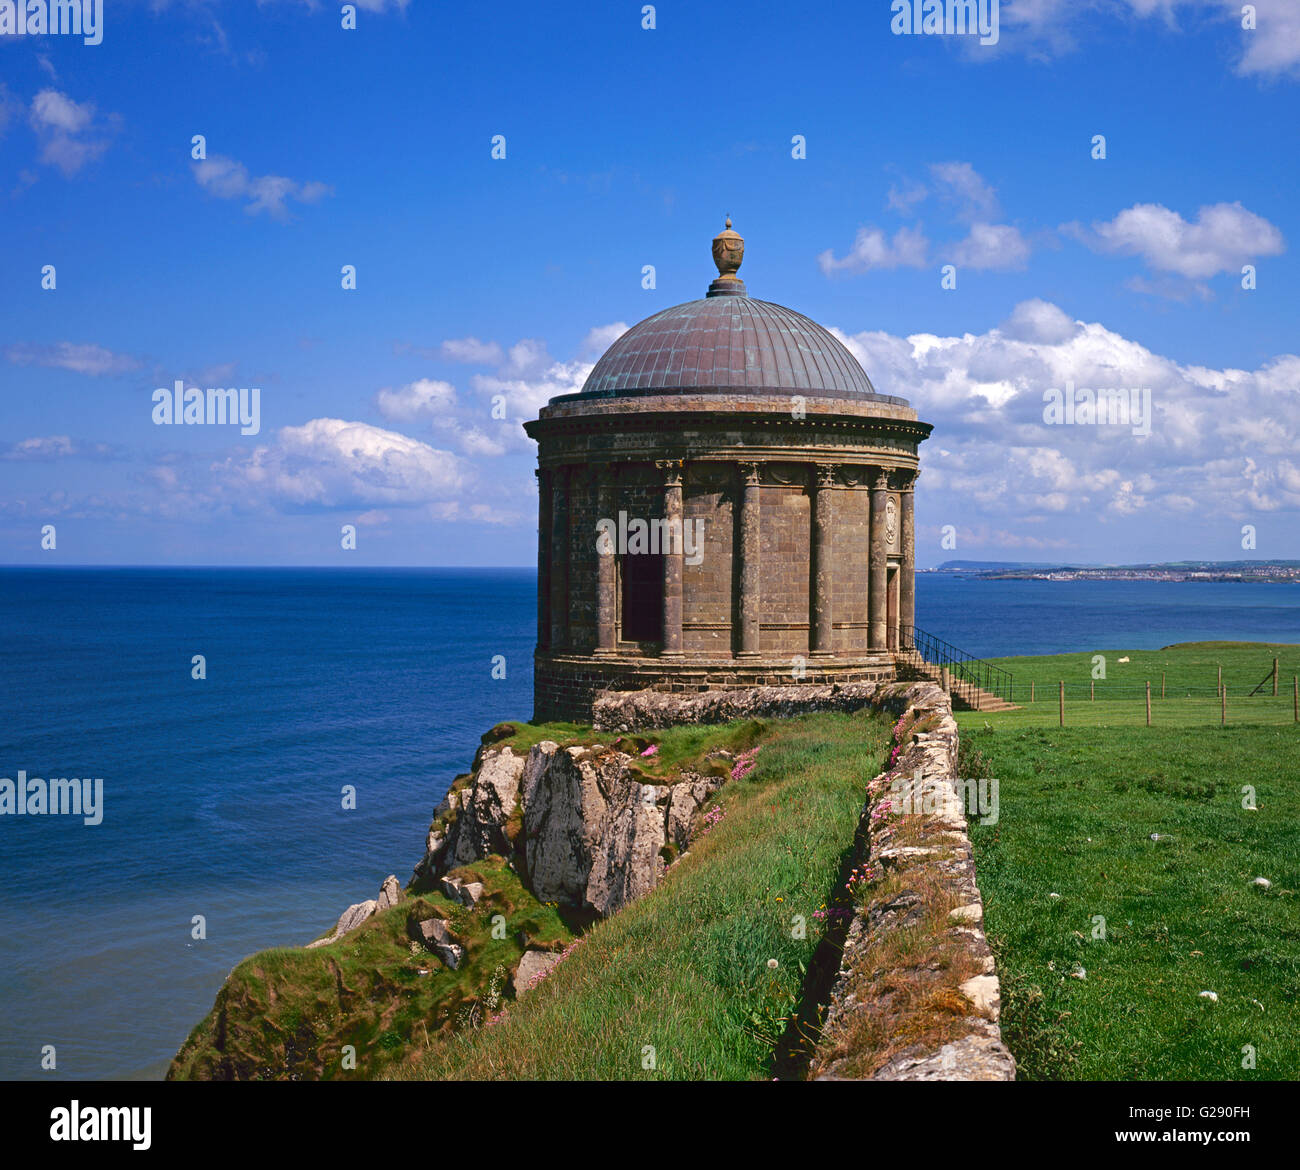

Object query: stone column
[549,465,569,650]
[736,461,762,657]
[658,459,684,657]
[868,467,890,652]
[898,469,917,647]
[536,468,552,651]
[594,465,617,654]
[810,464,835,657]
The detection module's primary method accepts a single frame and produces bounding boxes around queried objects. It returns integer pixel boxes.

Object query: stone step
[896,652,1019,712]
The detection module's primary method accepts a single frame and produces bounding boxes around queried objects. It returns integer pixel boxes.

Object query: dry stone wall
[812,682,1015,1080]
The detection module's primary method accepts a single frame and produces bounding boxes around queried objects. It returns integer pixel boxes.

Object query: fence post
[1221,684,1227,726]
[1146,681,1151,727]
[1059,681,1064,728]
[1161,671,1166,700]
[1091,680,1095,702]
[1274,657,1279,697]
[1294,676,1297,724]
[1030,680,1035,704]
[1217,664,1222,695]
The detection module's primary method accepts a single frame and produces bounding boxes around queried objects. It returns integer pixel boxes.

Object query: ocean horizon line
[0,563,539,572]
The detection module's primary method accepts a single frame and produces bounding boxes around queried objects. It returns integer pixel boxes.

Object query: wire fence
[985,672,1300,728]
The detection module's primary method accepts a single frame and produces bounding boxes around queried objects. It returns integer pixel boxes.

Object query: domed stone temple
[525,221,932,722]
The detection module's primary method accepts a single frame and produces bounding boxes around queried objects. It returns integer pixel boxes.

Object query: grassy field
[976,641,1300,728]
[958,643,1300,1080]
[401,710,891,1080]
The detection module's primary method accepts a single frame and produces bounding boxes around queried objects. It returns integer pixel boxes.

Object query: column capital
[655,458,684,487]
[813,463,837,489]
[871,467,892,492]
[892,467,919,492]
[737,460,761,486]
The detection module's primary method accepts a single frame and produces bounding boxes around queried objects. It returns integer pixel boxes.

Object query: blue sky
[2,0,1298,567]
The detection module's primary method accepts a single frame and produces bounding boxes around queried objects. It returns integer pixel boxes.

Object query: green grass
[400,710,892,1080]
[169,854,575,1081]
[960,644,1300,1080]
[480,717,767,782]
[975,641,1300,728]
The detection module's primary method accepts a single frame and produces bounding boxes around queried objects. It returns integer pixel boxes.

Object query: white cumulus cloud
[28,89,112,175]
[220,418,468,509]
[192,153,332,219]
[1070,201,1285,281]
[818,225,930,275]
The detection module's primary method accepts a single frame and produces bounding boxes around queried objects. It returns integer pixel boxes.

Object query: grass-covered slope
[960,644,1300,1080]
[168,854,575,1081]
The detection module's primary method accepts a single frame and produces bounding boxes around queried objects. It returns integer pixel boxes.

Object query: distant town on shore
[927,560,1300,583]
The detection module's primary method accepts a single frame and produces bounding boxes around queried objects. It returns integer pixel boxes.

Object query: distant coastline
[925,559,1300,584]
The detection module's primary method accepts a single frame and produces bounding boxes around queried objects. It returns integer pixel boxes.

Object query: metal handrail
[899,625,1015,704]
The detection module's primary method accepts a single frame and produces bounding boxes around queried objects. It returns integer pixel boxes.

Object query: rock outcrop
[411,916,464,970]
[414,741,724,917]
[512,949,563,996]
[307,874,401,948]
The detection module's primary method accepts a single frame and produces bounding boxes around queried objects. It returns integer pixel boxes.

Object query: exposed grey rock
[586,781,670,916]
[524,745,619,908]
[376,874,402,911]
[413,916,464,970]
[521,745,723,916]
[320,899,377,944]
[513,949,562,996]
[446,747,525,867]
[667,777,722,852]
[870,1025,1017,1082]
[439,876,486,908]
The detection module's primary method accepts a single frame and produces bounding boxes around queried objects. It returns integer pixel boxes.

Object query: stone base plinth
[534,649,897,724]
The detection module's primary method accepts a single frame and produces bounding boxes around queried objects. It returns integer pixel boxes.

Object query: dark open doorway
[621,552,663,643]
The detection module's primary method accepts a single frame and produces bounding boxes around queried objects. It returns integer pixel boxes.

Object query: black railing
[899,625,1015,706]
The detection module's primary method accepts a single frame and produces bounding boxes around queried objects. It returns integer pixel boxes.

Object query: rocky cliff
[413,739,725,918]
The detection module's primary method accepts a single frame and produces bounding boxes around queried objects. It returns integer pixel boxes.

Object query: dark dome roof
[575,296,882,401]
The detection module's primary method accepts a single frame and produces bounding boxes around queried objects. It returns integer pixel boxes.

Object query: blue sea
[1,567,1298,1081]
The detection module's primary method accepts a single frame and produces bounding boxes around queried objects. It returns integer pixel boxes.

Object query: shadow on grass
[771,770,879,1080]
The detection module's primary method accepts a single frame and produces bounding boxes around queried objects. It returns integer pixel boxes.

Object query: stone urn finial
[708,217,746,297]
